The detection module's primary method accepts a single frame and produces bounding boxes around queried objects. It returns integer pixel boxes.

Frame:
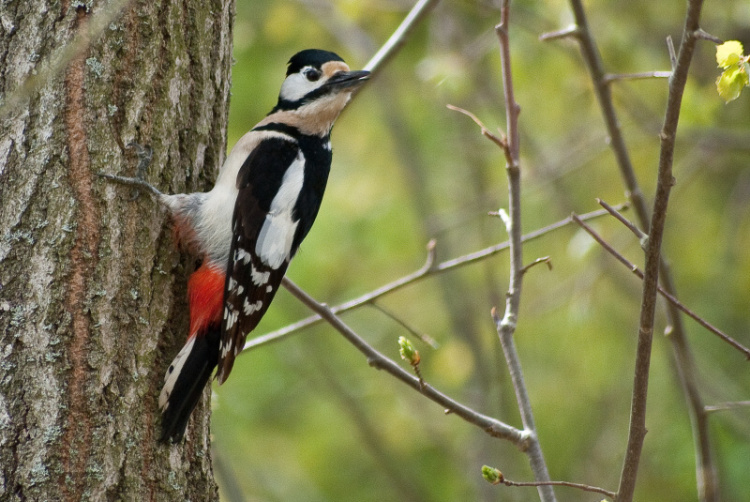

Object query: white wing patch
[256,152,305,269]
[159,336,196,410]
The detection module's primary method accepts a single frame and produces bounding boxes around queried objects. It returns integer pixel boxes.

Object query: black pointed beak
[325,70,371,90]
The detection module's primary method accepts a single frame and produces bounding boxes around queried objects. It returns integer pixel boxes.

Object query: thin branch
[571,214,750,359]
[667,36,678,70]
[618,2,707,499]
[280,278,530,446]
[553,0,650,229]
[446,104,509,159]
[521,256,552,275]
[693,29,723,44]
[494,3,556,501]
[547,1,718,499]
[704,401,750,413]
[370,302,439,349]
[241,207,621,354]
[538,24,580,42]
[362,0,441,75]
[597,198,646,241]
[498,477,616,500]
[602,71,672,84]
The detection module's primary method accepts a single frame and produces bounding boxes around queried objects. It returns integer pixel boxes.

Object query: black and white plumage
[215,50,368,384]
[103,49,369,441]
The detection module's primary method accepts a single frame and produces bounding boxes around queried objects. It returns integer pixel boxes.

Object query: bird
[101,49,370,442]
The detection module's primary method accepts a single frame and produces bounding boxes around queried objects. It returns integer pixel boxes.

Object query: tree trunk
[0,0,233,499]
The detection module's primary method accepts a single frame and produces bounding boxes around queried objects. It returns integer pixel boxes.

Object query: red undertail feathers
[158,263,224,442]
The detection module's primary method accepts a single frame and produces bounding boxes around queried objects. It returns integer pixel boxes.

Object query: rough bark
[0,0,233,499]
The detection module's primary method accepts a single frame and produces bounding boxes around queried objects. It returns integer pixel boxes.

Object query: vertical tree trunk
[0,0,233,499]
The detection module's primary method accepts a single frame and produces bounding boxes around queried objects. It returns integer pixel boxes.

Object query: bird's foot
[99,143,162,199]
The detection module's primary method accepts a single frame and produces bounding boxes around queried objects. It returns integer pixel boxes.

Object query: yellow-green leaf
[481,465,503,484]
[398,336,420,366]
[717,65,749,103]
[716,41,744,68]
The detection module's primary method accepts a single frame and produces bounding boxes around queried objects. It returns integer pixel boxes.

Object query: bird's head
[267,49,370,135]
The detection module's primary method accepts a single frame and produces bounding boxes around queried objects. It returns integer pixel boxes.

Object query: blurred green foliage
[211,1,750,501]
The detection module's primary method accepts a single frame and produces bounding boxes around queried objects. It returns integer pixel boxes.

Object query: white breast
[255,151,306,269]
[195,182,238,263]
[196,129,294,263]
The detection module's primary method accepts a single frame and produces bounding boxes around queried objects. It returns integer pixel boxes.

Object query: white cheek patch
[256,152,305,269]
[279,70,325,102]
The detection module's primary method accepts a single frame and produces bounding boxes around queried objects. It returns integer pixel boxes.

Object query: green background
[211,1,750,500]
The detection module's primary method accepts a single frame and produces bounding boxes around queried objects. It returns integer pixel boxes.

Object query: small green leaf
[716,41,744,68]
[481,465,503,484]
[398,336,420,366]
[717,64,750,103]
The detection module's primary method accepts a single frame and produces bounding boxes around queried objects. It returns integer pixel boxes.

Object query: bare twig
[362,0,441,75]
[667,36,678,70]
[241,207,621,354]
[538,25,580,42]
[547,1,718,499]
[602,71,672,84]
[704,401,750,413]
[446,104,509,159]
[494,475,616,499]
[597,198,646,241]
[551,0,650,228]
[693,29,723,44]
[494,3,556,501]
[521,256,552,275]
[618,4,707,499]
[571,214,750,359]
[280,278,529,445]
[371,302,439,349]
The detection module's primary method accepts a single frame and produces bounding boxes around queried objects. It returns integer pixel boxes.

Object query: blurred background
[210,1,750,500]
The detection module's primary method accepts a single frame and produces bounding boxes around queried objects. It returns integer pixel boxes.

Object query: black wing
[217,136,302,383]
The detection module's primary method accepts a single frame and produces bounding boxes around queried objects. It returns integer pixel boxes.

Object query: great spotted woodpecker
[102,49,369,442]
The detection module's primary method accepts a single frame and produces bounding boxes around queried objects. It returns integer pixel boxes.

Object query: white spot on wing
[256,152,305,268]
[225,308,238,329]
[221,341,232,359]
[243,298,263,316]
[236,248,252,265]
[251,264,270,286]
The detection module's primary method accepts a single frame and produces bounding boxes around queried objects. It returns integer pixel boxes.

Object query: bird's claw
[99,143,159,200]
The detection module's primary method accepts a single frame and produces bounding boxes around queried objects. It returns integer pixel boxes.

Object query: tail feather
[159,326,220,443]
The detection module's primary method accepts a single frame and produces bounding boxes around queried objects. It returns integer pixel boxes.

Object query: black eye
[303,68,321,82]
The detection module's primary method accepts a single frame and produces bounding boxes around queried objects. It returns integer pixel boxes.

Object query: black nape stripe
[253,122,302,139]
